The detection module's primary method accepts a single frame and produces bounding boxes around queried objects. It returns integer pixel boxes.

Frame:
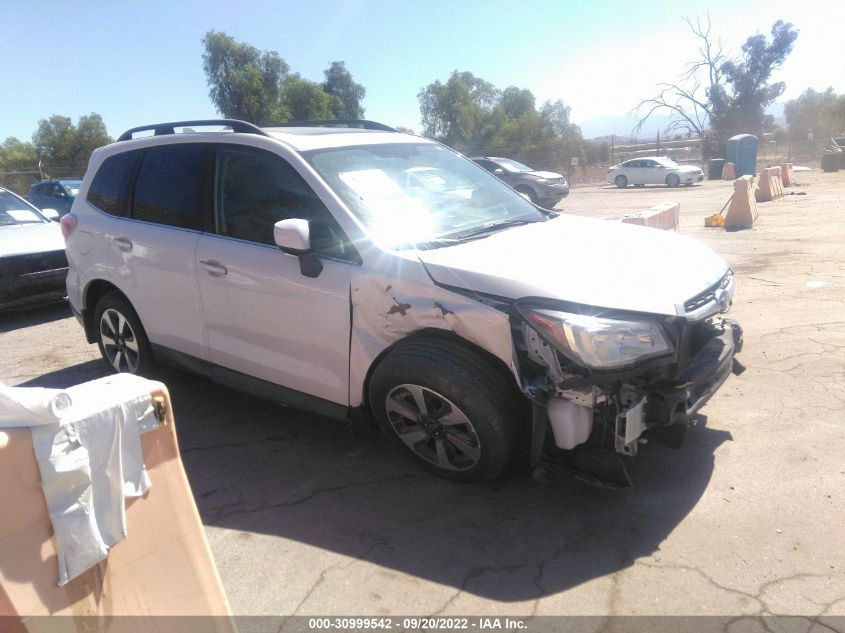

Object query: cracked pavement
[1,171,843,617]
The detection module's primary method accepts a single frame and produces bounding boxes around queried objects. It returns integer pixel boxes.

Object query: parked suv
[63,119,742,486]
[471,157,569,209]
[28,179,82,217]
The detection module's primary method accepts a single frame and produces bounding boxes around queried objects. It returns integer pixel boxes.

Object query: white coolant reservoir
[546,398,593,450]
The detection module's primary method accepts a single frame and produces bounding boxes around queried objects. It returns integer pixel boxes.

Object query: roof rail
[117,119,269,142]
[276,119,397,132]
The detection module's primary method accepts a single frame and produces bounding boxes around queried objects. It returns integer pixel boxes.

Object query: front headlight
[518,307,673,370]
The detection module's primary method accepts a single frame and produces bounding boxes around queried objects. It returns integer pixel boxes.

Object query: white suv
[63,119,743,486]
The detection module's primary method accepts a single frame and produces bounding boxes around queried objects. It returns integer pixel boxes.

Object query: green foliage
[323,61,366,119]
[202,32,367,125]
[280,74,334,121]
[202,31,289,124]
[33,113,112,178]
[418,72,583,172]
[0,137,40,194]
[784,88,845,141]
[713,20,798,138]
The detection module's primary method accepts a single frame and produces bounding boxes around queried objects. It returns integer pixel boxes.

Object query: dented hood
[418,214,729,316]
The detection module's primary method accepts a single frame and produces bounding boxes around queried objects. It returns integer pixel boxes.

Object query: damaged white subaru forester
[63,119,743,487]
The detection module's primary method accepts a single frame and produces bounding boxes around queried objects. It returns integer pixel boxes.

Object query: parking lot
[2,172,844,616]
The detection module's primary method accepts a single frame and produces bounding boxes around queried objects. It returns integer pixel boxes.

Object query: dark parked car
[0,187,68,310]
[471,157,569,209]
[27,179,82,217]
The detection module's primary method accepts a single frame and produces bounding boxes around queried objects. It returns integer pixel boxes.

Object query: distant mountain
[578,101,787,140]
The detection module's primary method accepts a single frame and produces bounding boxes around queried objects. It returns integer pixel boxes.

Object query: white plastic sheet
[0,374,158,586]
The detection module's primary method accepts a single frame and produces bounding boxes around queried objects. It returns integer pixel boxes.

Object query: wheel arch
[360,328,524,417]
[81,279,133,344]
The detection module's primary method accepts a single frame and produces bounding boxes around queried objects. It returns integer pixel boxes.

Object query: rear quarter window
[87,151,140,216]
[132,145,208,230]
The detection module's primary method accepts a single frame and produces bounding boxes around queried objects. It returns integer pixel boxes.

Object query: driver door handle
[113,236,133,251]
[199,259,228,276]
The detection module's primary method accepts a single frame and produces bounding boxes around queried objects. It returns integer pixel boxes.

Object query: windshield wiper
[447,217,545,242]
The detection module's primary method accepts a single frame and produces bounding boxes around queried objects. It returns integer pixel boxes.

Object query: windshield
[492,158,534,173]
[0,191,46,225]
[656,157,680,167]
[306,143,545,249]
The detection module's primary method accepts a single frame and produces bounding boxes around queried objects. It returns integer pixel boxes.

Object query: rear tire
[94,292,155,375]
[615,175,628,188]
[369,338,521,481]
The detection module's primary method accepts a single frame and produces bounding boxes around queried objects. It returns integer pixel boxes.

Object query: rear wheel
[666,173,680,187]
[615,175,628,188]
[369,338,520,481]
[94,292,154,375]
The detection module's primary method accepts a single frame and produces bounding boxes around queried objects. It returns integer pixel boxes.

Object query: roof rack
[276,119,397,132]
[117,119,269,142]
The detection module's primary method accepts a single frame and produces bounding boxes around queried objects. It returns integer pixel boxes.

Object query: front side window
[87,151,139,217]
[214,146,349,258]
[493,158,533,173]
[132,145,208,229]
[306,142,545,249]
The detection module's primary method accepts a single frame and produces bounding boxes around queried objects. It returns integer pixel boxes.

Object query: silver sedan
[608,156,704,188]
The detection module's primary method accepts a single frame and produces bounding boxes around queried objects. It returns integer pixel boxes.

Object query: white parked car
[608,156,704,188]
[62,119,742,486]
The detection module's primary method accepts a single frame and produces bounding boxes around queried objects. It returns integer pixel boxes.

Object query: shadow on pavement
[17,362,731,601]
[161,371,729,602]
[0,301,71,334]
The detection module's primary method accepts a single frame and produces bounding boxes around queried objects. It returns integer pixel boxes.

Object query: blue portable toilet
[726,134,758,177]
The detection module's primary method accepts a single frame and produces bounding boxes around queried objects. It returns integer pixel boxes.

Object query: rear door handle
[113,236,133,251]
[199,259,228,276]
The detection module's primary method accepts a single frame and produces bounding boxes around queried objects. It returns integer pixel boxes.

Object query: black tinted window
[215,146,346,255]
[132,145,207,229]
[87,152,139,217]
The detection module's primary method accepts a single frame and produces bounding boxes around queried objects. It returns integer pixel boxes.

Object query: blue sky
[3,0,843,142]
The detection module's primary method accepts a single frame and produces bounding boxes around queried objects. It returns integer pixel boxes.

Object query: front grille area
[0,250,68,281]
[683,270,731,314]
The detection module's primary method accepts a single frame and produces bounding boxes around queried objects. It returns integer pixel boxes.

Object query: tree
[417,72,583,172]
[202,31,289,123]
[784,88,845,141]
[418,71,499,152]
[280,74,336,121]
[33,113,112,177]
[635,16,798,149]
[0,137,40,194]
[322,61,366,119]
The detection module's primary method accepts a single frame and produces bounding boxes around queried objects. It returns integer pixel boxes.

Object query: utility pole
[656,130,660,156]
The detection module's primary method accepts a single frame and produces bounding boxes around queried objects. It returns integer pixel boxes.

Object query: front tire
[369,338,521,481]
[94,292,154,375]
[615,175,628,188]
[666,173,680,187]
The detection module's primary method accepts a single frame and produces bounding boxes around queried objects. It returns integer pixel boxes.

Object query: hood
[674,165,702,173]
[0,221,65,257]
[529,170,565,180]
[418,214,729,316]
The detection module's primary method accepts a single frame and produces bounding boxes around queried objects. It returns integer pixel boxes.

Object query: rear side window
[87,152,139,217]
[132,145,208,230]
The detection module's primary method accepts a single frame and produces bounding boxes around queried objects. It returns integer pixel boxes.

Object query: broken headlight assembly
[517,306,674,370]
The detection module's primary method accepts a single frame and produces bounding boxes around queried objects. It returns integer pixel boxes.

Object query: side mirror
[55,191,67,199]
[42,208,60,221]
[273,218,323,278]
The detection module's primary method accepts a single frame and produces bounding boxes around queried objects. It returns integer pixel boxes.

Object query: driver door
[195,144,356,407]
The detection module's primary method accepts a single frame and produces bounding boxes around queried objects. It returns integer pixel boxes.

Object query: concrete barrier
[756,166,784,202]
[781,163,798,186]
[621,201,680,232]
[723,162,737,180]
[724,175,758,230]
